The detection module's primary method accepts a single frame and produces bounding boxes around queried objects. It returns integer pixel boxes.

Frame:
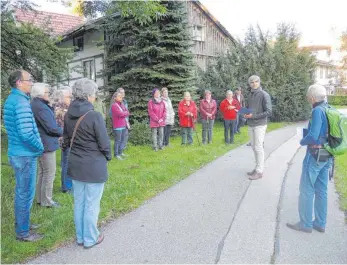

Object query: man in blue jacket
[287,84,332,233]
[3,70,44,242]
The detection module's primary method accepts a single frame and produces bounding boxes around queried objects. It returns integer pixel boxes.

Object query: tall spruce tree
[104,0,194,123]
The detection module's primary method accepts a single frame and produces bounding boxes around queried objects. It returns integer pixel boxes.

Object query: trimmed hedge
[328,96,347,106]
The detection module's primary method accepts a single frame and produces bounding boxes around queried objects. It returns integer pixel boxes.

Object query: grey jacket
[246,87,272,127]
[162,97,175,125]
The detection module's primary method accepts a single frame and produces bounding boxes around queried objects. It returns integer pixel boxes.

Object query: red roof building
[14,9,84,36]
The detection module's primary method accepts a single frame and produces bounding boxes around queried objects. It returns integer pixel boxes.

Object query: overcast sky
[36,0,347,48]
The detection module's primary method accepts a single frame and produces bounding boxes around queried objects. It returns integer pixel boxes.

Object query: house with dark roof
[15,1,235,92]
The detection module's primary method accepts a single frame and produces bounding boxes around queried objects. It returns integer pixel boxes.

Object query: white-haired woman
[53,87,72,193]
[287,84,332,233]
[31,83,63,208]
[62,78,111,249]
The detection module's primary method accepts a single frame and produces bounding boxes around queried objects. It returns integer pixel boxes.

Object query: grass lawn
[1,121,288,263]
[332,105,347,109]
[335,152,347,220]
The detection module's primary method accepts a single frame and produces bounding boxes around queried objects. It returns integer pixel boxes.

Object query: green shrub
[128,120,152,146]
[328,96,347,106]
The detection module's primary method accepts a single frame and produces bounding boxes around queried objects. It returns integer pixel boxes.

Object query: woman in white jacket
[161,87,175,146]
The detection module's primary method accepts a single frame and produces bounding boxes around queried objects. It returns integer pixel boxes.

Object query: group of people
[108,84,249,153]
[4,70,110,248]
[3,68,332,250]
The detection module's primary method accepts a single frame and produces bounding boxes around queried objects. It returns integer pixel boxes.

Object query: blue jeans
[299,151,332,229]
[73,180,105,247]
[113,129,126,156]
[61,148,72,192]
[9,156,37,238]
[181,127,193,144]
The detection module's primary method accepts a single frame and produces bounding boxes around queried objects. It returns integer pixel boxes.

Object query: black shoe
[16,232,44,242]
[246,142,251,146]
[286,222,312,233]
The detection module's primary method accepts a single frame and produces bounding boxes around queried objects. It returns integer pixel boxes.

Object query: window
[326,67,329,78]
[192,25,205,42]
[83,59,95,80]
[320,67,323,78]
[73,36,84,52]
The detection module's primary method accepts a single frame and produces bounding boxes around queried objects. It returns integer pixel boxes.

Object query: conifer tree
[104,0,194,123]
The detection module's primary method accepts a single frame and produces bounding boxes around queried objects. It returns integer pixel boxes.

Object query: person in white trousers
[244,75,272,180]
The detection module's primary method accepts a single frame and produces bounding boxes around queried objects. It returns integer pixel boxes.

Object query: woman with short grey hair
[53,87,73,193]
[62,78,111,248]
[31,83,63,208]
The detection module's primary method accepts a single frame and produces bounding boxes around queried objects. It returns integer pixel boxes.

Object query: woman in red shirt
[178,92,197,145]
[220,90,240,144]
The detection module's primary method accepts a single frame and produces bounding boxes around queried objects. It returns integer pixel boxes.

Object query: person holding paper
[244,75,272,180]
[220,90,241,144]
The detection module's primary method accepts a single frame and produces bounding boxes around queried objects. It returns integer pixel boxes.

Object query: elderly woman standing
[178,92,197,145]
[31,83,63,208]
[199,90,217,144]
[111,91,130,160]
[220,90,240,145]
[148,88,166,151]
[161,87,175,147]
[287,85,332,233]
[63,78,111,248]
[53,88,72,193]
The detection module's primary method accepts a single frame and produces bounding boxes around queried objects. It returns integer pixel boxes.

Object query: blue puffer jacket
[31,98,63,152]
[3,88,43,157]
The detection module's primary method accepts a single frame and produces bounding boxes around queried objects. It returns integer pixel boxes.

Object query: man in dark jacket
[3,70,44,242]
[63,78,111,249]
[244,75,272,180]
[31,83,63,208]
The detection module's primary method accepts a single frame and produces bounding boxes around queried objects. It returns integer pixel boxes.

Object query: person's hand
[158,119,163,123]
[186,112,191,116]
[230,106,236,109]
[207,113,212,118]
[244,113,253,119]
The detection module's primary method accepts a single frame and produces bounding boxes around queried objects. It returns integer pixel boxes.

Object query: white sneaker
[116,155,124,160]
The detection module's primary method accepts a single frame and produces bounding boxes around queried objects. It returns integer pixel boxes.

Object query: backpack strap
[70,110,93,150]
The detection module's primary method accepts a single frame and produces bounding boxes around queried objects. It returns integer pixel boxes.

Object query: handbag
[69,110,93,150]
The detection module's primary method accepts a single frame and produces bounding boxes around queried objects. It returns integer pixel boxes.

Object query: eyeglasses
[21,79,34,83]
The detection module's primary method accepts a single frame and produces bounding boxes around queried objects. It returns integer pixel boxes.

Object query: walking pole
[191,115,201,146]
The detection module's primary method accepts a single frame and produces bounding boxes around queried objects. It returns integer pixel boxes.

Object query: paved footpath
[29,122,347,264]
